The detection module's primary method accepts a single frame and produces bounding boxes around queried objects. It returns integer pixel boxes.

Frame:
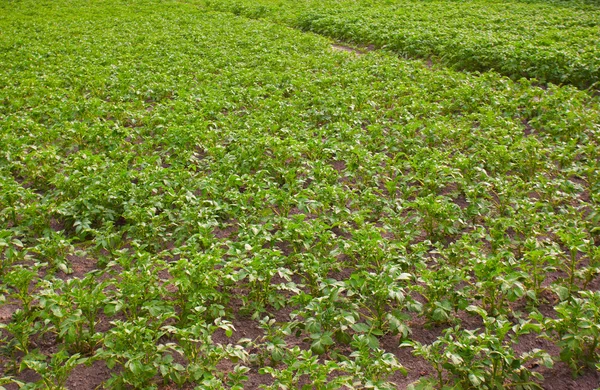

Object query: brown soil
[0,304,19,323]
[381,334,434,388]
[331,44,364,55]
[542,362,600,390]
[65,360,114,389]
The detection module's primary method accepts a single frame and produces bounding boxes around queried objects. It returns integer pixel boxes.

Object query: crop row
[1,0,599,388]
[201,0,600,89]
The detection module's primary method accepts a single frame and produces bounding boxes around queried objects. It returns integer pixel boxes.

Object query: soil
[0,304,19,323]
[62,253,99,279]
[541,362,600,390]
[65,360,114,390]
[382,334,434,388]
[331,44,364,55]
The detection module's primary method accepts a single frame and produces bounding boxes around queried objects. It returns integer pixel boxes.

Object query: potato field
[1,0,599,389]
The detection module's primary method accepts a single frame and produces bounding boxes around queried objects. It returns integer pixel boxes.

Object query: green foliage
[0,0,598,388]
[535,291,600,374]
[97,317,184,388]
[260,347,350,389]
[201,0,600,89]
[19,349,88,390]
[407,307,552,389]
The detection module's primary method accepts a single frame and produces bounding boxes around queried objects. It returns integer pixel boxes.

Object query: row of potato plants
[201,0,600,89]
[1,0,599,388]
